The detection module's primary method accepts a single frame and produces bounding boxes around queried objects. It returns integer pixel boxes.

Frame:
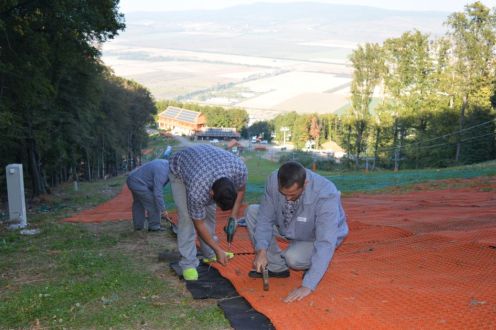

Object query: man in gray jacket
[246,161,348,302]
[126,159,170,231]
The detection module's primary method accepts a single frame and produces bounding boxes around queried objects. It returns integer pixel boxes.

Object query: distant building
[157,106,207,136]
[196,127,241,141]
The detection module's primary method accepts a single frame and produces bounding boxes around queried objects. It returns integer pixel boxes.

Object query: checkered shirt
[170,144,247,219]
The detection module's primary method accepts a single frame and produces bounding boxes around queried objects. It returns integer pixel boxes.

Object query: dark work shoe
[148,226,166,232]
[248,269,290,278]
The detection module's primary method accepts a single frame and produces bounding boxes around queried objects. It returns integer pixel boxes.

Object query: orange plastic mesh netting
[63,185,133,223]
[63,179,496,328]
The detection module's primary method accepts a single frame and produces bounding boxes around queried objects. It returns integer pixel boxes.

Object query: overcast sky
[118,0,496,13]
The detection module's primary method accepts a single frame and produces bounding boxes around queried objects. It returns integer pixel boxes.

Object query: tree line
[344,1,496,169]
[0,1,157,198]
[249,2,496,170]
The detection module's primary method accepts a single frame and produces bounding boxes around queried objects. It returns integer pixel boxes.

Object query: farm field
[102,43,352,120]
[236,71,351,115]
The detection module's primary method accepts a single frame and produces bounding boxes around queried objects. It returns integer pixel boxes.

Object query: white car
[210,139,220,144]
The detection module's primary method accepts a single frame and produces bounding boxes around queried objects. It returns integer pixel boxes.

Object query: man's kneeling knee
[283,249,310,270]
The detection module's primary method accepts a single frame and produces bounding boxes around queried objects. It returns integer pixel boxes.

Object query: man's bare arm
[193,219,228,265]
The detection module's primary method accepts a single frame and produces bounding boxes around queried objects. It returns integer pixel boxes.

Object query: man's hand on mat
[215,248,228,266]
[253,249,268,272]
[284,286,312,303]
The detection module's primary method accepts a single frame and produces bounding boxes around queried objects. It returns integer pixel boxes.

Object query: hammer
[263,267,269,291]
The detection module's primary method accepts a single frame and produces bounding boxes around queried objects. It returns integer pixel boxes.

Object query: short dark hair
[212,177,237,211]
[278,161,306,189]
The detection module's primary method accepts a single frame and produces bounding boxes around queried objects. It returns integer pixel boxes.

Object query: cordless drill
[223,216,237,249]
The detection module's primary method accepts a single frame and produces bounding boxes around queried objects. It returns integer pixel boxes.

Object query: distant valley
[102,3,449,121]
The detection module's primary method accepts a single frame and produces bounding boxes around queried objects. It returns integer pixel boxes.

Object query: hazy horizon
[118,0,495,13]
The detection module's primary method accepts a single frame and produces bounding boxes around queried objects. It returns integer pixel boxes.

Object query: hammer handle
[263,268,269,291]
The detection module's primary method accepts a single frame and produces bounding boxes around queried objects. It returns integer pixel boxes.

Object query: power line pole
[280,127,289,147]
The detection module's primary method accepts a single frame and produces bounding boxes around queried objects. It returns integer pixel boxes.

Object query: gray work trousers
[127,177,161,230]
[170,172,218,270]
[245,204,314,272]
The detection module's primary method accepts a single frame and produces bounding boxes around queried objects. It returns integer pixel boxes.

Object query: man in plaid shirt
[169,144,247,280]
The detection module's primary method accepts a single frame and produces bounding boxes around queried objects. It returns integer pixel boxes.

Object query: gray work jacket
[254,169,348,290]
[127,159,169,212]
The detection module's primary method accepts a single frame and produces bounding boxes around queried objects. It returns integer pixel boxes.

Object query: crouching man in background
[126,159,170,232]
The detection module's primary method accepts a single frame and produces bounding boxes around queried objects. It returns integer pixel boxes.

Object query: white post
[6,164,27,229]
[280,126,289,147]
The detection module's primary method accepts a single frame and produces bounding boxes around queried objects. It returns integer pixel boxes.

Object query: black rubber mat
[218,296,275,330]
[169,261,238,299]
[167,259,272,329]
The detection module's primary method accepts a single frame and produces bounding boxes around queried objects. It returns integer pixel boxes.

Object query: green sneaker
[182,268,198,281]
[202,252,234,264]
